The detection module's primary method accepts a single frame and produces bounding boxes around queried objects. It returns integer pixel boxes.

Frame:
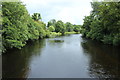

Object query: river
[2,34,120,78]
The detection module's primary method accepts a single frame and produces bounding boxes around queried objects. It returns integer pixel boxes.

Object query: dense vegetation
[2,2,81,52]
[47,19,81,35]
[81,2,120,46]
[0,4,2,54]
[2,2,48,52]
[3,1,119,53]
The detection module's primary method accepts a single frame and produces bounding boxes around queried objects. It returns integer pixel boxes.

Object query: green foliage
[47,19,56,27]
[2,2,46,52]
[47,19,81,35]
[45,30,51,38]
[49,32,62,37]
[33,21,46,39]
[65,22,73,32]
[0,5,2,54]
[32,13,41,21]
[113,33,120,46]
[2,2,30,49]
[81,2,120,46]
[2,2,81,53]
[65,32,78,35]
[48,26,55,32]
[55,20,66,35]
[82,15,93,37]
[73,25,81,32]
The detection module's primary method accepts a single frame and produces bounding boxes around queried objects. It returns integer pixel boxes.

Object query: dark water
[2,34,120,78]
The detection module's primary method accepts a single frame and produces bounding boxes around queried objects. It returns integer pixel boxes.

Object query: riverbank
[49,32,80,38]
[2,32,80,53]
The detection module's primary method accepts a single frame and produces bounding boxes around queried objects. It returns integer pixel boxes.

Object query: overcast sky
[21,0,93,25]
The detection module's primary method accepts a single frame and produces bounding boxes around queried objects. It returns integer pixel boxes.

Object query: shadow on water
[2,39,46,78]
[47,37,65,48]
[2,34,120,78]
[49,40,64,43]
[81,38,120,78]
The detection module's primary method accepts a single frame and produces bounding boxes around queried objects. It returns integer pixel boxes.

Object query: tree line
[47,19,81,35]
[2,1,120,53]
[2,2,81,52]
[81,2,120,46]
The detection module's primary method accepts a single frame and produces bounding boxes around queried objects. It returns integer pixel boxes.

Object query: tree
[47,19,56,27]
[2,2,30,49]
[81,2,120,46]
[73,25,81,32]
[81,15,93,37]
[65,22,73,32]
[32,13,41,21]
[55,20,66,35]
[2,2,47,52]
[48,26,55,32]
[0,8,2,53]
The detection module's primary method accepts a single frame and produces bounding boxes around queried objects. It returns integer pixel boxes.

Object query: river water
[2,34,120,78]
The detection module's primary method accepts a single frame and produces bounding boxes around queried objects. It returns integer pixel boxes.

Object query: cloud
[21,0,92,25]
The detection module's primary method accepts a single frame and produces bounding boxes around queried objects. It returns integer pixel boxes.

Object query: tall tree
[47,19,56,27]
[81,2,120,45]
[32,13,41,21]
[55,20,66,35]
[65,22,73,32]
[2,2,30,49]
[73,25,81,32]
[48,26,55,32]
[2,2,46,52]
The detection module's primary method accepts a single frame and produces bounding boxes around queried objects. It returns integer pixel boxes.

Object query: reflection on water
[49,40,64,43]
[2,39,45,78]
[2,34,120,78]
[81,38,120,78]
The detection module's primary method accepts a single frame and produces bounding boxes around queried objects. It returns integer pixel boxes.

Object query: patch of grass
[48,32,80,38]
[49,32,62,38]
[65,32,80,35]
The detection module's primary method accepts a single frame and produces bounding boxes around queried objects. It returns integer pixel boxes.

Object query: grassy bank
[48,32,80,38]
[49,32,62,38]
[65,32,80,35]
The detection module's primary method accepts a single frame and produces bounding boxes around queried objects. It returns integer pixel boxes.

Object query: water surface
[2,34,120,78]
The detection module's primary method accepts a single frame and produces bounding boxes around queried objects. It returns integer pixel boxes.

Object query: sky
[21,0,93,25]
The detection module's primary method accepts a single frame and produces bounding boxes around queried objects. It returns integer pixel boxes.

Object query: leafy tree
[2,2,46,52]
[81,2,120,46]
[0,7,2,53]
[33,21,46,38]
[32,13,41,21]
[73,25,81,32]
[82,15,93,37]
[2,1,81,53]
[48,26,55,32]
[2,2,30,49]
[55,20,66,35]
[47,19,56,27]
[65,22,73,32]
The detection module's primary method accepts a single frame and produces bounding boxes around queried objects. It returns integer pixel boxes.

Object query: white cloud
[21,0,92,25]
